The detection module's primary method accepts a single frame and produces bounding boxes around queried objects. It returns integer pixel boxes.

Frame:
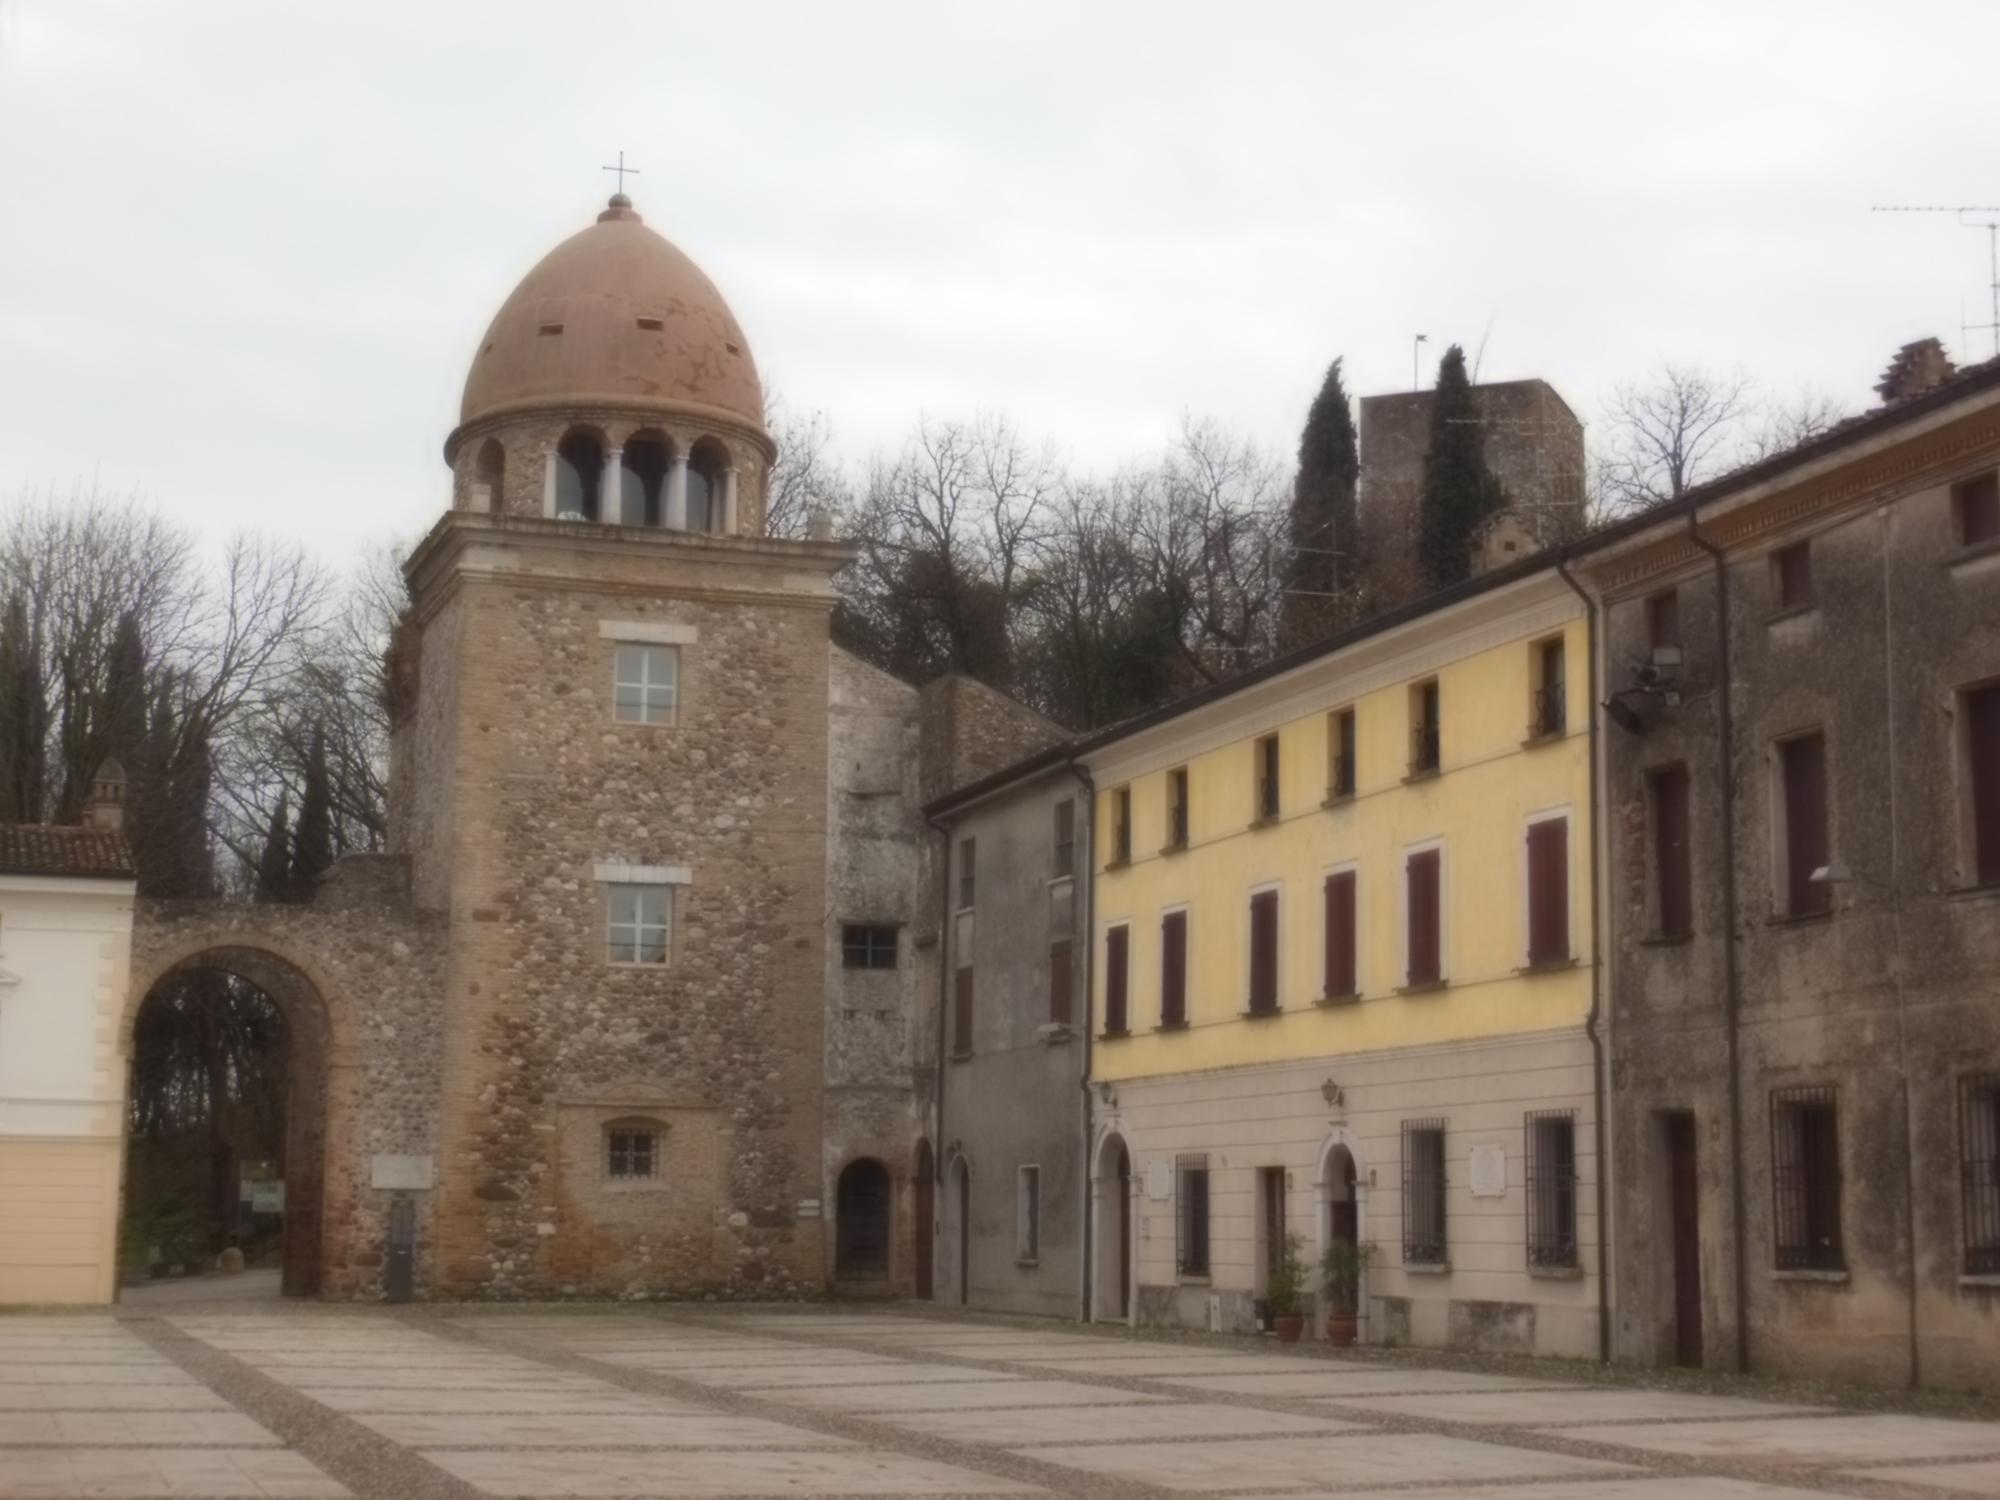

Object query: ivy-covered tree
[1279,358,1361,650]
[1416,345,1508,590]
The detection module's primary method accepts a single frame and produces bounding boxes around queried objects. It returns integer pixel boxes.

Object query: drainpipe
[1687,512,1751,1376]
[1557,556,1612,1364]
[1067,757,1097,1325]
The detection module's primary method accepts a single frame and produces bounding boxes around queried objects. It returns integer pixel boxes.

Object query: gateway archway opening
[1093,1134,1131,1322]
[122,948,330,1299]
[834,1157,892,1281]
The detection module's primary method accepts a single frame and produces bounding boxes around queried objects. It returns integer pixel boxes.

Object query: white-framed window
[606,1120,662,1180]
[607,883,671,965]
[613,643,678,725]
[1017,1164,1041,1262]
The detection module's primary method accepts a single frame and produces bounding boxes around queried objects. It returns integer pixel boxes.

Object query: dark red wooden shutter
[1049,939,1072,1026]
[1527,817,1569,964]
[1249,890,1279,1012]
[1970,685,2000,886]
[1323,871,1356,996]
[953,965,973,1053]
[1782,734,1829,915]
[1161,911,1187,1026]
[1407,849,1440,984]
[1104,926,1129,1034]
[1654,766,1692,939]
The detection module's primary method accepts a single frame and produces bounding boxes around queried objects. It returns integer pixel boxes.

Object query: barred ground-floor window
[1526,1110,1577,1268]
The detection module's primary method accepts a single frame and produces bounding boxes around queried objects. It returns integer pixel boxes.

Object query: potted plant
[1266,1232,1308,1343]
[1320,1239,1376,1347]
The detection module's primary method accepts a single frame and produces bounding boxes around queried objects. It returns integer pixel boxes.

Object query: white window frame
[1320,858,1362,999]
[606,882,672,966]
[1519,805,1574,968]
[1244,878,1284,1013]
[1400,836,1448,987]
[612,642,679,726]
[1016,1164,1041,1263]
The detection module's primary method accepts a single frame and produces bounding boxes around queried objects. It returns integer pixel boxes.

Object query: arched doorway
[1093,1133,1132,1322]
[123,947,331,1298]
[1321,1141,1361,1339]
[912,1139,935,1300]
[944,1154,971,1306]
[835,1158,892,1281]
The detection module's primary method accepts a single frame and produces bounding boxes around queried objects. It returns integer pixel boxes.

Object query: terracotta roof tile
[0,824,136,879]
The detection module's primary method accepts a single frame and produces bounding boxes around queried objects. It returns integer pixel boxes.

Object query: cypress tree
[0,597,46,823]
[1281,358,1361,649]
[1416,344,1507,590]
[254,796,291,904]
[289,723,332,901]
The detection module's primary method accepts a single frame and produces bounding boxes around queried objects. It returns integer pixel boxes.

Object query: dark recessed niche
[538,323,563,336]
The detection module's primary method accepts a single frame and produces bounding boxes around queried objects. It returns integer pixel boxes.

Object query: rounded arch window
[619,438,670,527]
[555,432,604,521]
[473,439,505,514]
[687,440,731,533]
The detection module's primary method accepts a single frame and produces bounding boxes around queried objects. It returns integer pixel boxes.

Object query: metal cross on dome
[602,151,640,195]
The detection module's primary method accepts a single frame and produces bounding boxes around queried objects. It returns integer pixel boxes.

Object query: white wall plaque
[1146,1160,1172,1201]
[1469,1143,1507,1198]
[371,1154,436,1191]
[797,1198,822,1219]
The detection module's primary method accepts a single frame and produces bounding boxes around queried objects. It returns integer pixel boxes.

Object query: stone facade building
[1581,348,2000,1390]
[115,195,1050,1301]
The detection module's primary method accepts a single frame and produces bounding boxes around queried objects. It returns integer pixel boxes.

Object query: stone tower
[390,194,858,1295]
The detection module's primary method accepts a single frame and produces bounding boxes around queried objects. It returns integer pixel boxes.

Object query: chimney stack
[86,758,126,833]
[1874,337,1957,406]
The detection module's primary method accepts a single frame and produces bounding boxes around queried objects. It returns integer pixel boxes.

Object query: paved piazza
[2,1306,1998,1498]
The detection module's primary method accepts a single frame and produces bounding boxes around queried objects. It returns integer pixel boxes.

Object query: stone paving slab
[1013,1430,1637,1491]
[0,1348,176,1367]
[0,1446,347,1497]
[777,1377,1172,1413]
[296,1385,697,1415]
[1321,1481,1841,1499]
[1001,1349,1294,1374]
[246,1363,603,1389]
[588,1349,908,1373]
[0,1367,199,1387]
[0,1384,230,1413]
[0,1409,279,1446]
[351,1409,850,1449]
[1165,1367,1577,1397]
[879,1400,1372,1446]
[1326,1388,1829,1426]
[1841,1458,2000,1493]
[429,1447,1042,1496]
[696,1360,1024,1389]
[1559,1413,2000,1465]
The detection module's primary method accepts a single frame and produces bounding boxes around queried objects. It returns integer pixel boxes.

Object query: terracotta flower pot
[1273,1314,1304,1344]
[1325,1312,1359,1347]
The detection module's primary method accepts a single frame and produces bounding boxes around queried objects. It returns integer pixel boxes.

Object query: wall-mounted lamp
[1320,1077,1344,1108]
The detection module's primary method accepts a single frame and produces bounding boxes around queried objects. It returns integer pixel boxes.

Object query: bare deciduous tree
[763,395,850,539]
[1595,363,1758,517]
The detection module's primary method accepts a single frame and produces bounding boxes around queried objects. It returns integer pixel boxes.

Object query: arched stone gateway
[126,857,446,1300]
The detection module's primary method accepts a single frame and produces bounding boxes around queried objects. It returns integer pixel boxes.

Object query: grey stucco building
[1583,340,2000,1391]
[927,746,1092,1317]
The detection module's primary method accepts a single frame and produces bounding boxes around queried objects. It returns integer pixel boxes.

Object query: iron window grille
[1113,788,1132,864]
[1532,682,1567,739]
[1525,1110,1579,1268]
[1329,710,1356,798]
[1256,737,1280,820]
[1402,1121,1448,1265]
[1962,1074,2000,1276]
[1411,721,1440,775]
[841,924,898,970]
[1176,1153,1211,1278]
[1771,1085,1844,1271]
[607,1127,658,1180]
[1168,768,1190,848]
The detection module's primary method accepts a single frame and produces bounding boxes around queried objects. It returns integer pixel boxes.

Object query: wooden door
[1666,1112,1703,1367]
[1115,1145,1132,1318]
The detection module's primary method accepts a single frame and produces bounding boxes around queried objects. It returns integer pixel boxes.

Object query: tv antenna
[1872,204,2000,357]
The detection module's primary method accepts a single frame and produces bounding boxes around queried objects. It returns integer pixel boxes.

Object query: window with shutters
[1052,799,1075,880]
[1771,1086,1843,1270]
[1254,735,1281,823]
[1530,637,1566,740]
[1525,814,1570,967]
[1103,924,1130,1036]
[1649,765,1693,940]
[1647,588,1682,655]
[1110,787,1132,866]
[1017,1165,1041,1263]
[952,964,973,1057]
[1409,679,1441,775]
[1961,1074,2000,1276]
[1322,867,1357,999]
[1176,1154,1211,1278]
[1160,908,1188,1027]
[1525,1110,1578,1268]
[1953,471,2000,550]
[1166,767,1190,850]
[1327,707,1356,800]
[1771,540,1814,613]
[1247,888,1280,1014]
[1402,1121,1447,1265]
[1047,938,1073,1027]
[1404,844,1443,987]
[958,838,976,910]
[1775,732,1831,917]
[1961,682,2000,888]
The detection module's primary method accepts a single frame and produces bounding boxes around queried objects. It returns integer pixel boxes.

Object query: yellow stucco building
[1082,562,1603,1356]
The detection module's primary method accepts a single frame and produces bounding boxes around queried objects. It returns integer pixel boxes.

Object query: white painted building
[0,818,136,1305]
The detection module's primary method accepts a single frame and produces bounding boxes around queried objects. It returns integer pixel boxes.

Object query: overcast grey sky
[2,1,1995,563]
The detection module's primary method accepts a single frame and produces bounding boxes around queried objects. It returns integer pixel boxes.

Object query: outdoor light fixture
[1604,693,1646,735]
[1321,1077,1344,1107]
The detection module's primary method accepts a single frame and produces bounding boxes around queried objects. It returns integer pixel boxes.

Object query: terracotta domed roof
[456,196,764,439]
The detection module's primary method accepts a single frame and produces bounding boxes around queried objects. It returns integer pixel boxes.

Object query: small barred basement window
[841,924,898,970]
[1526,1110,1578,1268]
[606,1124,660,1180]
[1771,1085,1843,1271]
[1403,1120,1447,1266]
